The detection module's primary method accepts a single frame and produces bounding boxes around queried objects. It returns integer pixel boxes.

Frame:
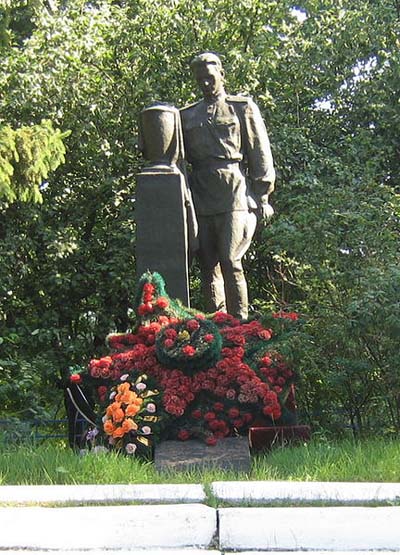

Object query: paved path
[1,481,400,552]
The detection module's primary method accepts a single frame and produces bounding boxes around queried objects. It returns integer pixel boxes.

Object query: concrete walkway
[1,481,400,552]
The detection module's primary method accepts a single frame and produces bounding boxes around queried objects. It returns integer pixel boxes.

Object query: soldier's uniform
[181,93,275,319]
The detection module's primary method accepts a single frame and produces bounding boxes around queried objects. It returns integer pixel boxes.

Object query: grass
[0,437,400,486]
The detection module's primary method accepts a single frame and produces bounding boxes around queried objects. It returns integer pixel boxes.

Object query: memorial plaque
[154,437,251,473]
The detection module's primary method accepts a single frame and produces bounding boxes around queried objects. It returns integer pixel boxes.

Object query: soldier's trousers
[197,210,257,320]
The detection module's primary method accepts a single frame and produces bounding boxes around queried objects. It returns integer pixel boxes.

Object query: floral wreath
[155,317,222,374]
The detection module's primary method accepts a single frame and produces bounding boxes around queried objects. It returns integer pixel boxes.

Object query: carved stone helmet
[138,103,184,170]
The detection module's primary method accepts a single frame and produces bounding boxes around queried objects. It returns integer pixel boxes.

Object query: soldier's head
[190,52,225,100]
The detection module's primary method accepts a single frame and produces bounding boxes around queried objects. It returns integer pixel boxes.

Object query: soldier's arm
[242,99,276,210]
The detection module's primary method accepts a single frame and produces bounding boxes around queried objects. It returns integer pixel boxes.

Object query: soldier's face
[193,64,224,100]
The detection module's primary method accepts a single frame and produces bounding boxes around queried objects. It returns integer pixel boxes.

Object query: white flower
[120,374,129,381]
[147,403,156,413]
[125,443,137,455]
[141,426,151,435]
[136,382,146,391]
[109,391,116,400]
[102,415,107,423]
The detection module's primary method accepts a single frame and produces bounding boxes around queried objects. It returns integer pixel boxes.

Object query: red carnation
[258,328,272,340]
[228,407,240,419]
[138,303,148,316]
[204,333,214,343]
[191,409,202,420]
[213,402,224,412]
[164,338,174,349]
[186,319,200,332]
[182,345,196,357]
[157,297,169,309]
[177,429,190,441]
[204,411,216,421]
[97,385,107,402]
[205,435,217,446]
[70,373,82,384]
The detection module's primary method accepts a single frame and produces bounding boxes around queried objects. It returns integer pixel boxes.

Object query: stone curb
[0,483,205,505]
[219,506,400,551]
[2,480,400,506]
[0,504,216,550]
[211,480,400,504]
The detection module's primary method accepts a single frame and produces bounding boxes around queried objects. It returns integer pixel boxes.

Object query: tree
[0,0,399,432]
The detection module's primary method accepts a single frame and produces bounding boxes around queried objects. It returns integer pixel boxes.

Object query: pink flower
[204,333,214,343]
[125,443,137,455]
[147,403,156,413]
[164,338,174,348]
[141,426,151,435]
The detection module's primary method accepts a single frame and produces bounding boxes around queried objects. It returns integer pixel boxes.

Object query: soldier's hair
[190,52,223,72]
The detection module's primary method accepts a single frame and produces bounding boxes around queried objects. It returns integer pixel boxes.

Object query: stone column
[135,105,193,305]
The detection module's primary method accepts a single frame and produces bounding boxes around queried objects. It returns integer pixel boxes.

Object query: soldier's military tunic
[181,93,275,318]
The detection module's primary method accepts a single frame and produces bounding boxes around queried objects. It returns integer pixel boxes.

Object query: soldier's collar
[204,90,226,104]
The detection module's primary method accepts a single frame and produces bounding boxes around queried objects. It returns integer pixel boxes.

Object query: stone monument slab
[154,436,250,472]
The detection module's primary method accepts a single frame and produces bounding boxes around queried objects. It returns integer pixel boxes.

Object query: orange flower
[112,408,125,423]
[103,420,115,435]
[125,404,139,417]
[117,382,130,393]
[112,426,125,438]
[122,418,138,433]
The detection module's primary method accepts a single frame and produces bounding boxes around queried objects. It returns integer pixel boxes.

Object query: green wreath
[155,317,222,373]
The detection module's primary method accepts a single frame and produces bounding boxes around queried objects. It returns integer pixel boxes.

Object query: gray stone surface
[219,506,400,551]
[155,437,250,472]
[0,504,216,550]
[9,552,222,555]
[0,483,205,505]
[136,170,189,305]
[212,480,400,504]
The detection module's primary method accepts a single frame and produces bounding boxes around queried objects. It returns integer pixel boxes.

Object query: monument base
[249,425,311,451]
[154,437,251,473]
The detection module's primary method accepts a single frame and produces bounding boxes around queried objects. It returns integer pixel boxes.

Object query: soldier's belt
[192,159,241,171]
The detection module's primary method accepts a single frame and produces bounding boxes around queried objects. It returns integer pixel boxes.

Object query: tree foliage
[0,0,399,433]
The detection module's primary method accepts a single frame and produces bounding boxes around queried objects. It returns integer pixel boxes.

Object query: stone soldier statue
[180,52,275,319]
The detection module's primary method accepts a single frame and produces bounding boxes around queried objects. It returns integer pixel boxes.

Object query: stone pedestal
[154,437,251,473]
[136,168,190,305]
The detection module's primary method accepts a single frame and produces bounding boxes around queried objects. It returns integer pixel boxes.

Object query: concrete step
[219,506,400,551]
[212,480,400,504]
[0,483,205,505]
[0,504,216,550]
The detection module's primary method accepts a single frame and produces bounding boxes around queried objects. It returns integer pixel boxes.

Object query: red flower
[165,328,178,340]
[182,345,196,357]
[97,385,107,401]
[228,407,240,419]
[204,333,214,343]
[70,374,82,384]
[204,411,216,421]
[186,319,200,332]
[156,297,169,309]
[213,402,224,412]
[258,329,272,340]
[177,429,190,441]
[205,435,217,446]
[138,303,148,316]
[191,409,202,419]
[164,338,174,349]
